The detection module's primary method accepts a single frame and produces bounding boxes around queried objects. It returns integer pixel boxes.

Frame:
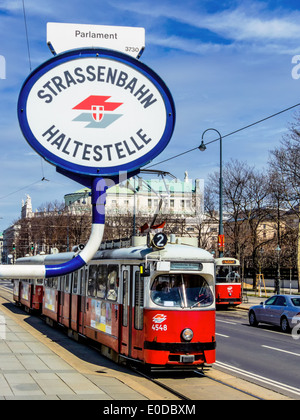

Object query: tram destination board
[170,262,203,271]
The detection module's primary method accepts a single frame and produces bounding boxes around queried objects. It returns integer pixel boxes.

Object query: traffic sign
[151,232,168,249]
[18,48,175,177]
[47,23,145,58]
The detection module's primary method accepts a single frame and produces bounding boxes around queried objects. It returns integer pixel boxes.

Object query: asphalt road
[215,308,300,399]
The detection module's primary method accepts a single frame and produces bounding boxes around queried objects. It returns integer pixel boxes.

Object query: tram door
[119,265,140,357]
[58,274,72,327]
[78,267,88,335]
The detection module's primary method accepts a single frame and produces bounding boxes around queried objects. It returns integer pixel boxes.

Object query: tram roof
[94,243,214,262]
[16,252,75,265]
[16,244,214,266]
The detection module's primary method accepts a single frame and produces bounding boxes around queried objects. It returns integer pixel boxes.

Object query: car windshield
[291,298,300,307]
[150,273,213,308]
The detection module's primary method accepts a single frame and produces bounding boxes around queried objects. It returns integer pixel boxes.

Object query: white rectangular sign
[47,23,145,59]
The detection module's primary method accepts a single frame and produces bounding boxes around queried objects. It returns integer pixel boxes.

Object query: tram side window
[96,265,107,298]
[88,265,98,297]
[73,271,78,294]
[45,277,58,289]
[64,274,72,293]
[59,276,65,291]
[134,270,144,330]
[80,268,86,296]
[107,265,118,301]
[52,277,58,289]
[122,270,129,327]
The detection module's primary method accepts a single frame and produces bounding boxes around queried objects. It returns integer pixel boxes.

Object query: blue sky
[1,0,300,232]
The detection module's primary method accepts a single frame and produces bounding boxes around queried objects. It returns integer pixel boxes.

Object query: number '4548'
[152,324,167,331]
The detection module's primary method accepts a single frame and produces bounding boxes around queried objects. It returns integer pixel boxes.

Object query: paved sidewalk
[239,290,299,311]
[0,290,294,401]
[239,294,269,311]
[0,302,149,400]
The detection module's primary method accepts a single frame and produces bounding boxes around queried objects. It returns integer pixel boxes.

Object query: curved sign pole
[0,47,175,279]
[0,177,106,279]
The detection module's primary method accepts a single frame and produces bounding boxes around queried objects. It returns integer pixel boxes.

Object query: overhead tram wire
[20,1,49,186]
[0,178,48,200]
[22,0,32,72]
[145,102,300,169]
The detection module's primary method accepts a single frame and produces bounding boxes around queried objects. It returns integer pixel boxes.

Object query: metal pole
[200,128,223,257]
[133,177,136,237]
[0,177,107,279]
[219,132,223,257]
[275,245,281,294]
[277,250,281,294]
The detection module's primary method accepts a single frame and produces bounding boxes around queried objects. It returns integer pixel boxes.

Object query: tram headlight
[181,328,193,342]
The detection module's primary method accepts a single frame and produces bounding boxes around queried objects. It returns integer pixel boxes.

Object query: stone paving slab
[0,303,150,400]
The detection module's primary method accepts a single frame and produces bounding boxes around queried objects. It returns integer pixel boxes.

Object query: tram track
[131,366,263,400]
[131,366,192,400]
[0,284,13,301]
[194,367,264,400]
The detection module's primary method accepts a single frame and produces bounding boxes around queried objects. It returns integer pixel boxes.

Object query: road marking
[215,360,300,396]
[216,333,230,338]
[216,319,237,325]
[262,345,300,357]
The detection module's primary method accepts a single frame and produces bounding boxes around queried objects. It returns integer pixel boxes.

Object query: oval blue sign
[18,48,175,176]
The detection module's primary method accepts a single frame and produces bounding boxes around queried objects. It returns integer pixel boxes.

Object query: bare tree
[207,160,276,288]
[269,112,300,290]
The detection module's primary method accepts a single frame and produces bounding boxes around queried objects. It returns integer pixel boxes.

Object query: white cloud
[199,7,300,42]
[110,0,300,53]
[1,0,300,231]
[147,34,223,55]
[0,0,57,16]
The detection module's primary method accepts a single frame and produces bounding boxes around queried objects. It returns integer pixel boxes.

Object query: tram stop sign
[18,48,175,177]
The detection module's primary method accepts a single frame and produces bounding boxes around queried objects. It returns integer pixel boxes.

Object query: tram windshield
[151,274,213,308]
[216,266,240,283]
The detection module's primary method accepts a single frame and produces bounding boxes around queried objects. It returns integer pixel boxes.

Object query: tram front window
[216,266,240,283]
[151,274,213,308]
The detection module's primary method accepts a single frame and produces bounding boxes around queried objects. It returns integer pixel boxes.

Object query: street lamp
[275,244,281,294]
[199,128,224,257]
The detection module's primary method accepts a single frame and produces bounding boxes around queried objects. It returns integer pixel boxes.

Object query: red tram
[13,237,216,369]
[13,278,43,312]
[215,258,242,307]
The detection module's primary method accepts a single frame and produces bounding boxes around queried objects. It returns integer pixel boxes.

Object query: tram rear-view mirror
[139,265,151,277]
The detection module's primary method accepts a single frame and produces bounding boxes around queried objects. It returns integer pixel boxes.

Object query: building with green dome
[64,172,204,218]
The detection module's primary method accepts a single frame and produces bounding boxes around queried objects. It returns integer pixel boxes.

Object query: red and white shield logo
[152,314,167,324]
[92,105,104,122]
[227,286,233,296]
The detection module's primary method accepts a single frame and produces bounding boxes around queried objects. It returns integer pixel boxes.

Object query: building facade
[2,173,208,259]
[64,172,204,218]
